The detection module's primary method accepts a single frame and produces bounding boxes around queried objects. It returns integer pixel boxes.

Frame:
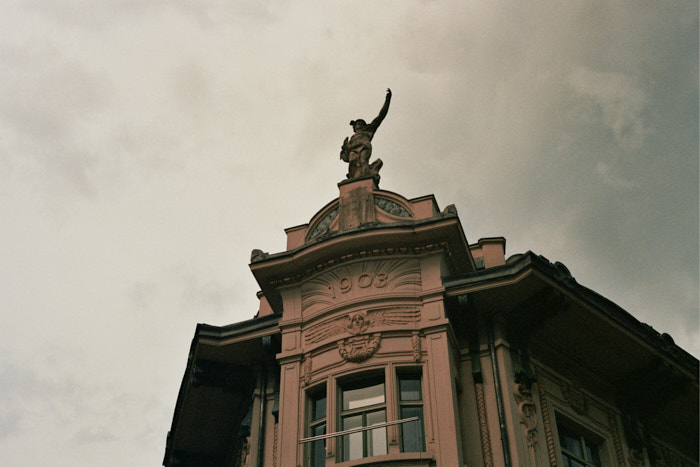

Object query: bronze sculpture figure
[341,88,391,180]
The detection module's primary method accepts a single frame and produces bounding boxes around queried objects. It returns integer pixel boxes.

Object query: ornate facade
[164,150,697,466]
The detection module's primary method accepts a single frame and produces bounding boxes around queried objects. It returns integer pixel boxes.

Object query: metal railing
[298,417,419,444]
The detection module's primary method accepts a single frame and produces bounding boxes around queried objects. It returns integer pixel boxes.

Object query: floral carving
[338,333,381,362]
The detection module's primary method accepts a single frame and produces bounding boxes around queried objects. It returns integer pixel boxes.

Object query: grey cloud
[568,67,650,152]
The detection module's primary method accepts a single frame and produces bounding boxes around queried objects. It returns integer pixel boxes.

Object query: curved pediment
[298,186,440,247]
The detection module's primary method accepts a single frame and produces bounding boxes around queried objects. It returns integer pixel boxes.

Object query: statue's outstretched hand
[386,88,392,98]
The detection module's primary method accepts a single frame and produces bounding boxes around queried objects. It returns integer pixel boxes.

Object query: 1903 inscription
[301,259,420,313]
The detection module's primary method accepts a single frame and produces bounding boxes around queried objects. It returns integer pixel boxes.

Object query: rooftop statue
[340,88,391,180]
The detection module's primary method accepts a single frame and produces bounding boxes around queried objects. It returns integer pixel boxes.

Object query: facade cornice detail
[267,241,450,288]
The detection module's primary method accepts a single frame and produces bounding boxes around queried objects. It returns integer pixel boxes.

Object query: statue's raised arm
[367,88,392,133]
[340,89,392,182]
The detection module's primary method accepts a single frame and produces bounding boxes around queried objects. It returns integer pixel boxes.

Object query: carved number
[330,273,388,297]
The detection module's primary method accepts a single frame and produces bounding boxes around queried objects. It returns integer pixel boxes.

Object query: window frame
[303,366,427,465]
[396,370,425,453]
[555,414,604,467]
[306,385,327,467]
[337,374,388,462]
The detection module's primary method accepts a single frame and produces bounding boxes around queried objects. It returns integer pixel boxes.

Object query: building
[163,100,698,467]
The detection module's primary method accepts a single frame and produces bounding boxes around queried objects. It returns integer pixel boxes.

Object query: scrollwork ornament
[514,383,538,448]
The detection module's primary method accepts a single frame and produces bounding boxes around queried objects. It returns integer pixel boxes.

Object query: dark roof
[444,251,698,374]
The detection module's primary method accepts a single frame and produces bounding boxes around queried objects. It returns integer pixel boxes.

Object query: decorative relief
[269,243,447,288]
[301,259,421,314]
[339,333,381,363]
[629,449,645,467]
[375,197,411,218]
[514,383,539,448]
[561,381,589,416]
[301,353,312,387]
[308,207,338,240]
[305,308,420,345]
[239,436,251,466]
[272,422,279,467]
[475,383,494,467]
[411,331,421,362]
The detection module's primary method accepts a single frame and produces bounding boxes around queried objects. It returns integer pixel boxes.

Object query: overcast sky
[0,1,697,465]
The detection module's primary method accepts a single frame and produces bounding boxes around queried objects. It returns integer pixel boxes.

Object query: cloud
[568,67,650,152]
[595,161,638,189]
[0,2,697,466]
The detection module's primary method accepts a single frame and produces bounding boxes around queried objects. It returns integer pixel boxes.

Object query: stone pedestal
[337,176,377,230]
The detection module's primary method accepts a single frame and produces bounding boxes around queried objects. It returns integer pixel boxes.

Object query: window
[398,373,425,452]
[308,391,327,467]
[339,378,387,461]
[302,369,426,463]
[558,420,602,467]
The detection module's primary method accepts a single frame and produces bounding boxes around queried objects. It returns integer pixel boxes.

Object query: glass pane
[342,414,363,461]
[366,410,387,457]
[312,395,326,421]
[559,428,584,458]
[343,382,385,410]
[311,424,325,467]
[586,442,601,465]
[400,406,424,452]
[399,376,422,401]
[562,454,586,467]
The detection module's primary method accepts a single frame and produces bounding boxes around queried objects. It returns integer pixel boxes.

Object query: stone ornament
[411,331,421,362]
[301,259,421,314]
[475,383,494,467]
[514,383,538,448]
[340,89,391,181]
[301,353,312,387]
[561,381,589,416]
[307,207,338,240]
[375,197,411,218]
[305,308,420,345]
[338,332,382,363]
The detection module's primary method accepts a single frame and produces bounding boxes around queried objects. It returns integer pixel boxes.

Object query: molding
[537,383,558,466]
[267,242,450,288]
[608,409,627,466]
